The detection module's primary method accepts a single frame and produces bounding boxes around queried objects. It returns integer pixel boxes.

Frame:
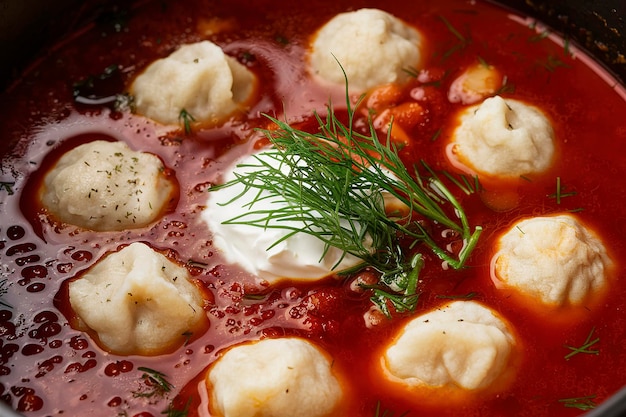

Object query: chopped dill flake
[568,207,585,213]
[549,177,577,204]
[133,367,174,398]
[243,293,268,301]
[402,66,420,78]
[440,170,481,195]
[275,34,289,45]
[558,395,597,410]
[563,37,574,57]
[537,54,570,73]
[430,128,442,142]
[178,108,196,135]
[373,401,410,417]
[162,398,192,417]
[564,326,600,360]
[528,29,550,42]
[495,76,516,95]
[0,181,15,195]
[438,15,471,59]
[186,260,208,269]
[436,291,478,300]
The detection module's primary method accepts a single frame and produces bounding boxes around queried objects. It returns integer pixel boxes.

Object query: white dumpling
[207,338,343,417]
[68,242,206,355]
[202,150,369,284]
[491,214,612,306]
[383,301,515,390]
[131,40,256,125]
[41,140,175,231]
[447,95,555,178]
[309,8,422,92]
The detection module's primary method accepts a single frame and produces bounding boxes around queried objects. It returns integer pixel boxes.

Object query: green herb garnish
[528,29,550,42]
[440,169,481,196]
[437,291,478,300]
[549,176,577,204]
[133,367,174,398]
[0,181,15,195]
[558,395,597,410]
[495,76,516,95]
[186,260,208,269]
[537,54,570,73]
[162,398,192,417]
[439,15,471,59]
[178,108,196,135]
[564,326,600,360]
[429,128,442,142]
[402,66,420,78]
[210,77,482,317]
[361,253,424,317]
[374,401,410,417]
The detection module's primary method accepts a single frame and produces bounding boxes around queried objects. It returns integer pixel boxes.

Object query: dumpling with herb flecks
[131,40,257,126]
[382,300,516,391]
[491,214,612,306]
[68,242,207,355]
[447,95,555,179]
[207,337,343,417]
[41,140,176,231]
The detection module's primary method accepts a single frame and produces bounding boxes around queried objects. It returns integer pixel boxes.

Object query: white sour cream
[202,150,368,284]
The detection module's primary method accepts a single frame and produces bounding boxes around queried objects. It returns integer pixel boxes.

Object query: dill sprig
[133,367,174,398]
[564,326,600,360]
[362,253,424,317]
[437,291,478,300]
[439,15,471,59]
[178,108,196,135]
[0,181,15,195]
[549,176,577,204]
[210,84,482,316]
[558,395,597,410]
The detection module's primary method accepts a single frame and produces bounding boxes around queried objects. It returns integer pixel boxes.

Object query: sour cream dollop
[202,151,369,284]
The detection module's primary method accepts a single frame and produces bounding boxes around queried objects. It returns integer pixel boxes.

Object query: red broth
[1,0,626,416]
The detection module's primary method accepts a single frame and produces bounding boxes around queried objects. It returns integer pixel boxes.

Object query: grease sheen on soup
[1,0,626,416]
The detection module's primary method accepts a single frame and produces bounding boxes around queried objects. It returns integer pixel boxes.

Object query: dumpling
[68,242,207,355]
[383,301,515,390]
[130,40,257,126]
[41,140,175,231]
[207,337,343,417]
[309,8,422,92]
[447,95,555,178]
[491,214,612,306]
[202,150,369,284]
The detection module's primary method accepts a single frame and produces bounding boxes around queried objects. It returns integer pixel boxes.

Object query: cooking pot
[0,0,624,416]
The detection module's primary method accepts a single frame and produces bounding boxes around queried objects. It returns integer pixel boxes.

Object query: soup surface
[1,0,626,416]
